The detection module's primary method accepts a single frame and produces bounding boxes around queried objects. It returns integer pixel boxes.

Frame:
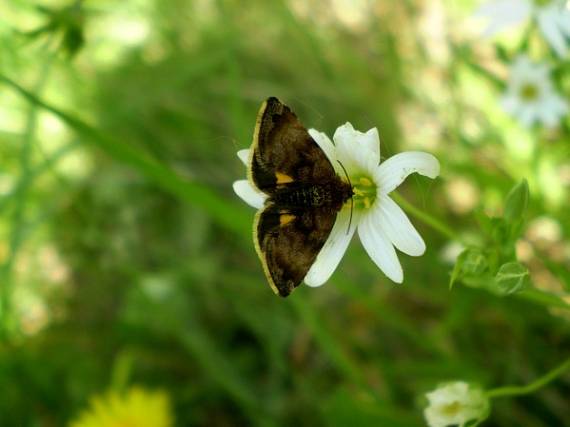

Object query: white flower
[233,123,440,286]
[500,55,568,128]
[424,382,490,427]
[475,0,570,57]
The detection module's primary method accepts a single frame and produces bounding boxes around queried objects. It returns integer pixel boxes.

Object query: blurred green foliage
[0,0,569,426]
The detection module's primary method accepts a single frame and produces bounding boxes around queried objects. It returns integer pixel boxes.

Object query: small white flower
[475,0,570,57]
[424,382,490,427]
[500,55,568,128]
[233,123,440,286]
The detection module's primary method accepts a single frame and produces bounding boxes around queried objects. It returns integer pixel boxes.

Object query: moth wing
[249,97,337,193]
[253,203,337,297]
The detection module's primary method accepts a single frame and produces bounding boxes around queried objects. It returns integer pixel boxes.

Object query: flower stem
[486,357,570,399]
[391,192,466,245]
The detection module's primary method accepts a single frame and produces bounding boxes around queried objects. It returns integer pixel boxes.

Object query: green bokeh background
[0,0,569,426]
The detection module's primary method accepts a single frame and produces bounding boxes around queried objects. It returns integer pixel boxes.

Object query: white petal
[375,152,440,195]
[538,107,559,128]
[518,104,537,127]
[304,208,357,287]
[357,127,381,162]
[550,96,569,115]
[377,195,426,256]
[358,211,403,283]
[475,0,529,19]
[237,149,250,166]
[538,96,569,127]
[500,94,522,115]
[538,10,568,57]
[232,180,266,209]
[334,123,380,174]
[308,128,339,173]
[475,0,531,36]
[557,11,570,37]
[510,56,532,81]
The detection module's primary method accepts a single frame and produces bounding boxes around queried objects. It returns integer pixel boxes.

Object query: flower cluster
[475,0,569,128]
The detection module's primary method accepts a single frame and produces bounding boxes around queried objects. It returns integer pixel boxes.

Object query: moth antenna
[337,160,354,235]
[347,193,354,236]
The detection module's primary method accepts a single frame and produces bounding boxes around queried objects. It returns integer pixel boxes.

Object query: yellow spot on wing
[276,172,294,184]
[279,214,296,226]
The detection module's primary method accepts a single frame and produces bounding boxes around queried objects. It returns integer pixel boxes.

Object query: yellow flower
[69,387,173,427]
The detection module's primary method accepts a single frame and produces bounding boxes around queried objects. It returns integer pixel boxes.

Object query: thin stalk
[486,357,570,399]
[0,140,79,213]
[391,192,466,245]
[0,41,56,340]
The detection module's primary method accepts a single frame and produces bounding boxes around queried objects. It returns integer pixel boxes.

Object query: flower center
[351,175,377,210]
[519,83,539,101]
[440,401,463,417]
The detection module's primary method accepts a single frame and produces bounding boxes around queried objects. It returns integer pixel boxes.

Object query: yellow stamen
[351,174,377,210]
[519,83,539,101]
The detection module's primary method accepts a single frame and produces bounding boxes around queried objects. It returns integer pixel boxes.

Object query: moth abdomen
[272,183,349,208]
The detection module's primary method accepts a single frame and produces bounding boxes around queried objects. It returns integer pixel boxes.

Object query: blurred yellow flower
[69,387,173,427]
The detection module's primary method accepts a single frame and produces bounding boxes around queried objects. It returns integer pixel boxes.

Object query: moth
[249,97,353,297]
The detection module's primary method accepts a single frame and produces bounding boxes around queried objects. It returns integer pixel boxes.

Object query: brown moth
[249,97,353,297]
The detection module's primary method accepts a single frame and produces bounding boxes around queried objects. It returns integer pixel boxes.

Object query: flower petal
[352,127,381,162]
[358,210,403,283]
[375,152,440,195]
[518,104,537,127]
[475,0,531,36]
[377,195,426,256]
[500,94,522,116]
[237,149,250,166]
[557,11,570,37]
[308,128,340,173]
[334,123,380,174]
[537,98,565,128]
[537,9,568,57]
[304,208,357,287]
[232,180,266,209]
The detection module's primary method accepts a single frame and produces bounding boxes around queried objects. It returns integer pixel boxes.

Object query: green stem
[0,41,56,340]
[391,192,466,245]
[0,73,251,236]
[486,356,570,399]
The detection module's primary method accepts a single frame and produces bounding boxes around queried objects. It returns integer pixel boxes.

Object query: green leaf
[450,248,489,289]
[504,179,529,223]
[494,262,529,295]
[494,45,510,64]
[449,250,466,290]
[463,249,489,276]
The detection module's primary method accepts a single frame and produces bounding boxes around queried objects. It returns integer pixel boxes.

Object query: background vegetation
[0,0,569,426]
